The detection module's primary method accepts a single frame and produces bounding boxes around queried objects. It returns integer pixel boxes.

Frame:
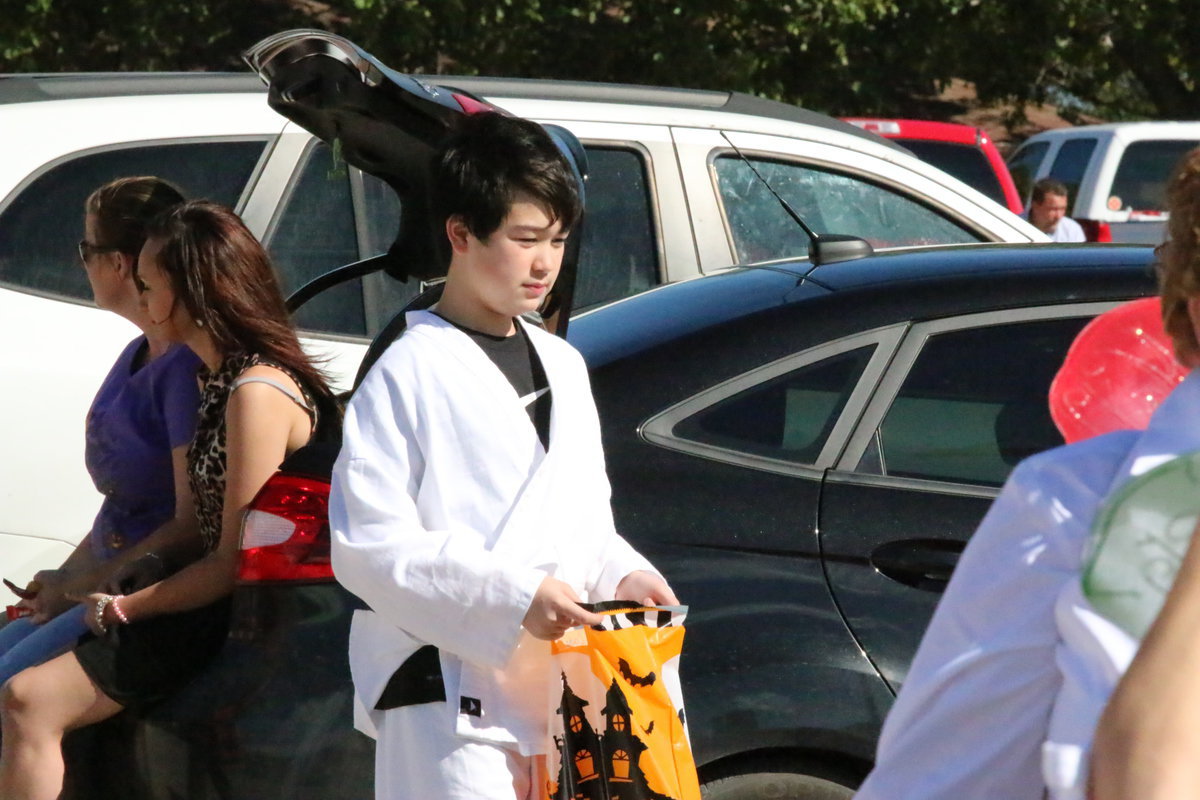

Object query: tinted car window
[1008,141,1049,202]
[267,140,366,337]
[360,170,402,260]
[575,147,659,310]
[360,170,424,331]
[0,140,266,301]
[1110,139,1200,212]
[866,317,1088,486]
[714,155,979,263]
[1048,138,1098,205]
[896,139,1006,207]
[674,346,875,464]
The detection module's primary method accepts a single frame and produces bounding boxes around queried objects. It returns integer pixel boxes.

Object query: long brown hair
[1159,147,1200,364]
[86,176,185,256]
[144,201,332,400]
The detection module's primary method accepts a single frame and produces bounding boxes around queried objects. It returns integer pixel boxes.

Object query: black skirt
[75,596,232,712]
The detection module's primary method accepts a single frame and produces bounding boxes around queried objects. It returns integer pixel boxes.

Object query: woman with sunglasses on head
[0,201,336,799]
[0,176,198,690]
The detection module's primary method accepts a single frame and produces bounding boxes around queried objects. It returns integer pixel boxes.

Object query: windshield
[896,139,1007,207]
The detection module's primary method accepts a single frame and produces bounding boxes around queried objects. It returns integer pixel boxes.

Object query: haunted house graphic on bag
[543,603,700,800]
[550,675,676,800]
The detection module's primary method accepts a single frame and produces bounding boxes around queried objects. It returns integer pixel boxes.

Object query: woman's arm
[21,537,102,622]
[87,370,310,626]
[1089,518,1200,799]
[70,446,203,598]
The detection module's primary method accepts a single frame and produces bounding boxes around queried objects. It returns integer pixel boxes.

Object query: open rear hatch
[243,29,586,340]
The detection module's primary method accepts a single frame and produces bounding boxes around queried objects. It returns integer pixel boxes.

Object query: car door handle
[870,538,966,593]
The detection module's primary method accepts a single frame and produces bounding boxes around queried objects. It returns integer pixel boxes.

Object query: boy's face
[446,197,568,334]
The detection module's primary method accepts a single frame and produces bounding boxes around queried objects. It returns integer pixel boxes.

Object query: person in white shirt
[329,111,676,800]
[855,148,1200,800]
[1027,177,1087,242]
[1088,149,1200,800]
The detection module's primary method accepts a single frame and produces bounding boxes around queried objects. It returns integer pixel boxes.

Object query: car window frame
[830,300,1127,498]
[351,165,387,332]
[571,139,668,312]
[705,146,990,264]
[639,324,908,479]
[0,134,274,306]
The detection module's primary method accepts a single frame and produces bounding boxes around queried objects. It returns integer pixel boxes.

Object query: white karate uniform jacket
[856,370,1200,800]
[329,311,655,756]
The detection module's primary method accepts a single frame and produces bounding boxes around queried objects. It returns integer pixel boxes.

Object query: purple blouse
[85,337,201,558]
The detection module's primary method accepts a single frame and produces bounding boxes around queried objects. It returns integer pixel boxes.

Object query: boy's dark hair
[432,112,583,240]
[1032,177,1069,203]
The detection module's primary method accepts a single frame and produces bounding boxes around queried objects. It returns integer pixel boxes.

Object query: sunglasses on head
[78,240,120,263]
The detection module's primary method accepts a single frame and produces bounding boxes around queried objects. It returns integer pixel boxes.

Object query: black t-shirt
[434,314,551,450]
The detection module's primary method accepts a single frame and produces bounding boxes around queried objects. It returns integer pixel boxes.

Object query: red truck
[843,118,1025,217]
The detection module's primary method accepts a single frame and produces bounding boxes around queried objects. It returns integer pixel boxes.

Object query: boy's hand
[523,577,604,640]
[615,570,678,606]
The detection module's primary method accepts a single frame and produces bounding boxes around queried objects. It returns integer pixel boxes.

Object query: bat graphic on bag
[618,657,656,687]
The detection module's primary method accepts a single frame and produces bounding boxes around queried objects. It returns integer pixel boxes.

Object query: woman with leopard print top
[0,201,335,800]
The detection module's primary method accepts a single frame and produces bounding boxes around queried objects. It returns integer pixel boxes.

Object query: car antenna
[719,131,872,270]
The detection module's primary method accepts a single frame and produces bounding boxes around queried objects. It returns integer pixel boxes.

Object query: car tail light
[238,472,334,584]
[1078,219,1113,243]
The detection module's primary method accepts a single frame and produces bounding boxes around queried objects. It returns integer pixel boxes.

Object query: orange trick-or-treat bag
[538,602,700,800]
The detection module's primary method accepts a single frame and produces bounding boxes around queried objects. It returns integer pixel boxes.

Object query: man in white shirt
[1028,177,1087,242]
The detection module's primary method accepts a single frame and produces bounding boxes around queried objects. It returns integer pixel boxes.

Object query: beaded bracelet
[110,595,130,625]
[94,594,115,634]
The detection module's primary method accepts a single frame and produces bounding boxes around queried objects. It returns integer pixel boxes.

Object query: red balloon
[1050,297,1188,443]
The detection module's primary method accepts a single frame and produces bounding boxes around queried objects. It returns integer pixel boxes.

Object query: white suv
[1008,121,1200,243]
[0,43,1044,588]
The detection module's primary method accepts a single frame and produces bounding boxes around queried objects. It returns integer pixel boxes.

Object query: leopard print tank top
[188,352,317,553]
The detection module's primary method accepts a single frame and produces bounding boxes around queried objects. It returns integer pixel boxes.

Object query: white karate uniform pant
[374,699,538,800]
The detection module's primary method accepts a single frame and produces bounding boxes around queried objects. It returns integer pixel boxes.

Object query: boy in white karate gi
[329,111,677,800]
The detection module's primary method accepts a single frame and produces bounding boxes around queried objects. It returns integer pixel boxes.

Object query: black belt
[374,645,445,710]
